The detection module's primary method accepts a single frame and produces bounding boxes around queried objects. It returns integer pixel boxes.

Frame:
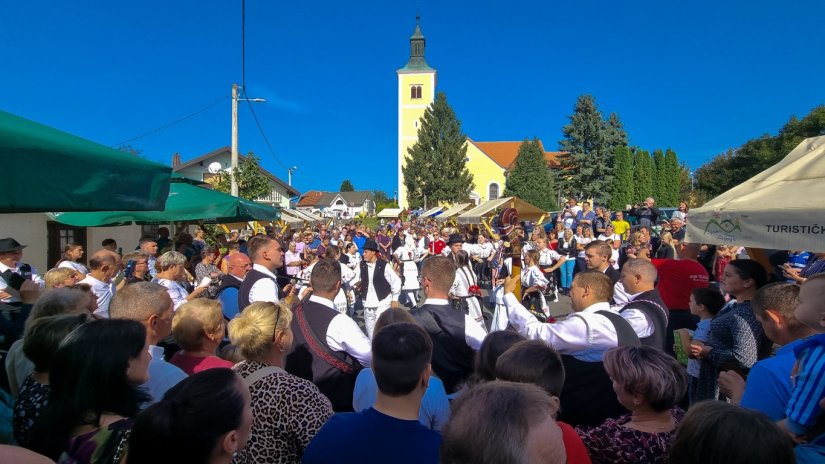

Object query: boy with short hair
[685,287,726,404]
[781,274,825,441]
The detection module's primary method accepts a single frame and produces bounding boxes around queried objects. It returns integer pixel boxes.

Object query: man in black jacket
[631,197,661,228]
[411,256,486,394]
[583,240,620,285]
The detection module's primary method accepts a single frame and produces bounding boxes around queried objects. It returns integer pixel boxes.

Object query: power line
[242,88,288,171]
[242,0,246,90]
[111,95,230,147]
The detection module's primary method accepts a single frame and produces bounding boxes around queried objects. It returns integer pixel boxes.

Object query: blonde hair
[227,302,293,360]
[172,299,225,351]
[44,268,78,289]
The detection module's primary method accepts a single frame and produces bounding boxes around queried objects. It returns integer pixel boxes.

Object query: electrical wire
[110,95,230,147]
[242,88,288,170]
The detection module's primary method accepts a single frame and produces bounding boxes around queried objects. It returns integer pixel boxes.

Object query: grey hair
[622,258,658,283]
[26,288,90,330]
[157,251,187,271]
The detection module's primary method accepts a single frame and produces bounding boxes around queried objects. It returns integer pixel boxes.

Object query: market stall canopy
[435,203,472,221]
[420,206,444,218]
[457,197,544,224]
[49,182,279,226]
[0,110,172,212]
[285,208,322,223]
[377,207,403,218]
[279,209,304,224]
[686,136,825,252]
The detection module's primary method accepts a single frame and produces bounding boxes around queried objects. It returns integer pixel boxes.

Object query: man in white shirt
[79,250,121,318]
[286,258,372,411]
[0,238,45,304]
[138,236,159,278]
[617,259,668,350]
[503,269,640,426]
[353,239,401,339]
[238,235,285,310]
[109,281,186,404]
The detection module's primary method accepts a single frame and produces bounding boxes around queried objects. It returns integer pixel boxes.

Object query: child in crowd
[521,249,550,320]
[780,274,825,443]
[686,287,726,404]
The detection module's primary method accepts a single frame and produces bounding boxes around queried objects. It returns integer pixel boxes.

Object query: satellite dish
[207,162,222,174]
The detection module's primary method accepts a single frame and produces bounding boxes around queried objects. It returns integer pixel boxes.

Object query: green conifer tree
[633,149,654,202]
[402,91,474,208]
[652,149,666,202]
[503,138,557,210]
[609,146,635,211]
[663,148,681,206]
[558,95,615,202]
[340,180,354,192]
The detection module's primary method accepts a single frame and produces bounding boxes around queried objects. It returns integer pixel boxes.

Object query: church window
[410,85,422,99]
[489,183,500,200]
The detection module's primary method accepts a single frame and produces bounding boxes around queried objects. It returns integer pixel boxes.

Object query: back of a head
[23,313,89,373]
[572,270,613,302]
[228,301,292,360]
[668,401,795,464]
[495,340,565,397]
[442,381,564,464]
[372,322,432,396]
[623,258,658,283]
[128,368,246,464]
[473,330,526,383]
[421,255,456,294]
[172,299,224,352]
[374,308,416,335]
[691,287,727,316]
[27,288,88,327]
[310,259,342,293]
[110,281,170,322]
[750,282,800,323]
[87,250,116,271]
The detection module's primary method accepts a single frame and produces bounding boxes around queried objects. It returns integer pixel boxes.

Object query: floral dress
[576,409,685,464]
[13,374,50,447]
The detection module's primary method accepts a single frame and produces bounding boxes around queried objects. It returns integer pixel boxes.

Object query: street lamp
[231,83,267,197]
[288,166,298,186]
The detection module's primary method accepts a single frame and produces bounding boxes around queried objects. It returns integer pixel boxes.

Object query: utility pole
[231,83,239,197]
[288,166,297,186]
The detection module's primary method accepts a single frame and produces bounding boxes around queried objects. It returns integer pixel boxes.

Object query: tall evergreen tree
[662,148,681,206]
[558,95,621,204]
[339,179,354,192]
[503,138,557,210]
[609,146,635,211]
[652,149,666,202]
[633,149,654,202]
[402,91,473,208]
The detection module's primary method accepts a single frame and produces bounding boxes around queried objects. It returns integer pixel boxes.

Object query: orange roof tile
[471,139,562,169]
[297,190,325,207]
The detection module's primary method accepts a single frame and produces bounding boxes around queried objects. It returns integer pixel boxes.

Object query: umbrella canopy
[0,110,171,212]
[420,206,444,218]
[686,136,825,252]
[49,182,279,226]
[457,197,544,224]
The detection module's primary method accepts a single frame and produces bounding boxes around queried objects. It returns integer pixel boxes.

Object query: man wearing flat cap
[0,238,44,304]
[352,239,401,338]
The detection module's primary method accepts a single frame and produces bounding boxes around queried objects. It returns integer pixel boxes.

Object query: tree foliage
[211,152,272,201]
[633,149,654,202]
[557,95,627,204]
[695,105,825,198]
[660,148,681,206]
[504,138,557,210]
[402,91,474,208]
[652,149,666,202]
[340,179,354,192]
[371,190,398,212]
[608,146,635,211]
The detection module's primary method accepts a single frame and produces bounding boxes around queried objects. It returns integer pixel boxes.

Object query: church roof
[471,140,562,170]
[298,190,373,207]
[398,17,435,73]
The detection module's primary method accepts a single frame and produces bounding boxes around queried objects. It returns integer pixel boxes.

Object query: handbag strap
[294,303,356,374]
[243,365,286,388]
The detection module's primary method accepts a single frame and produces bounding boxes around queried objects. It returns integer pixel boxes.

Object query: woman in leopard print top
[229,302,333,464]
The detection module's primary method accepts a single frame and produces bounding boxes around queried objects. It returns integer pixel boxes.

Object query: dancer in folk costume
[393,238,421,308]
[451,250,488,334]
[521,249,551,321]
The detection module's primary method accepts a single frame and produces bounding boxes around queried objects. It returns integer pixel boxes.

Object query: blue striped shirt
[786,335,825,434]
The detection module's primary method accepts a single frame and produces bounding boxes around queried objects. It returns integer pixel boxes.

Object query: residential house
[297,190,375,218]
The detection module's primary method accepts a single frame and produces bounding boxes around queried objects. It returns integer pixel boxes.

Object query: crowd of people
[0,195,823,463]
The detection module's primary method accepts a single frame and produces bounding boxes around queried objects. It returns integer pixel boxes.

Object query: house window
[489,183,500,200]
[410,85,422,99]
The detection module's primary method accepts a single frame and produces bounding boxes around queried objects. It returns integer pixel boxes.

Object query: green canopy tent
[49,182,280,226]
[0,110,172,212]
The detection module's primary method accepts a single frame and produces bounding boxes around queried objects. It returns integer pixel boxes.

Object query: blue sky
[2,1,823,196]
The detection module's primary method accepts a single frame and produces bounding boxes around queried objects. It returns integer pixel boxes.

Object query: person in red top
[169,299,234,375]
[428,228,448,256]
[496,340,592,464]
[650,242,709,356]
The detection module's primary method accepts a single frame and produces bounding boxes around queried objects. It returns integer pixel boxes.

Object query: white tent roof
[279,210,303,224]
[420,206,444,217]
[435,203,473,221]
[686,136,825,252]
[377,208,403,218]
[457,197,545,224]
[284,208,320,223]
